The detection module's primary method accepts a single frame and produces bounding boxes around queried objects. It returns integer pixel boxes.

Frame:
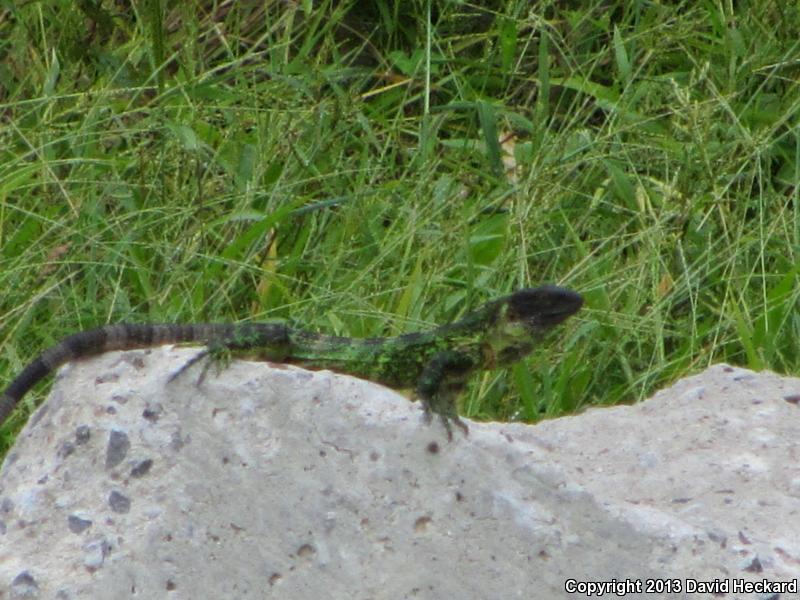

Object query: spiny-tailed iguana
[0,285,582,439]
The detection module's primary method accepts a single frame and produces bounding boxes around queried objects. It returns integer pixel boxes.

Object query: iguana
[0,285,582,439]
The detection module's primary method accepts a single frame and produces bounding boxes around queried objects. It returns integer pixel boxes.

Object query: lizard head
[486,285,583,366]
[506,285,583,330]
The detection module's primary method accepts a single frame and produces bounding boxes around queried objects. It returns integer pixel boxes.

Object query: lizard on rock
[0,285,582,439]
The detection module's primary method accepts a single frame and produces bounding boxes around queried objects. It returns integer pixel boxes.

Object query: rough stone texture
[0,349,798,599]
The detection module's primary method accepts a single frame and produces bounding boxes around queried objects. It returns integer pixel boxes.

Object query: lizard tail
[0,324,223,428]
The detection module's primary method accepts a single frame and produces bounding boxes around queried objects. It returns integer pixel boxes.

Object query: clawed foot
[167,349,209,383]
[422,402,469,441]
[167,344,231,386]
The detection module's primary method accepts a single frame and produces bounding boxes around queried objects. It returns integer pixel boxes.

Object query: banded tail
[0,323,288,426]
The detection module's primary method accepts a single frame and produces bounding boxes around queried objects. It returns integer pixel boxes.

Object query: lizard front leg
[415,350,476,440]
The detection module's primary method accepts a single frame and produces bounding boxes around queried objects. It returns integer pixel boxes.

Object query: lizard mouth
[508,285,584,328]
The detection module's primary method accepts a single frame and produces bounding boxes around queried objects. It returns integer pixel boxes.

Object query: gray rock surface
[0,349,798,599]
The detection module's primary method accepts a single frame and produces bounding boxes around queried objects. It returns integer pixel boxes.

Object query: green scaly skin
[0,286,582,440]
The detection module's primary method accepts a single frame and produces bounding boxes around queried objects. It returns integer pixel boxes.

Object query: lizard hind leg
[167,349,209,384]
[167,323,288,387]
[167,342,231,386]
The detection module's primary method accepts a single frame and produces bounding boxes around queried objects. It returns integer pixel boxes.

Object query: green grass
[1,0,799,454]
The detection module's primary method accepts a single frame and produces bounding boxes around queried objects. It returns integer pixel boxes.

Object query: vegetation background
[1,0,799,452]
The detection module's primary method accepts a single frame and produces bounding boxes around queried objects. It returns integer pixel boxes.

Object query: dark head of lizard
[488,285,584,366]
[0,285,583,441]
[507,285,584,329]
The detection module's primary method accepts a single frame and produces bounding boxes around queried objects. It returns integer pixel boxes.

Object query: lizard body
[0,285,582,438]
